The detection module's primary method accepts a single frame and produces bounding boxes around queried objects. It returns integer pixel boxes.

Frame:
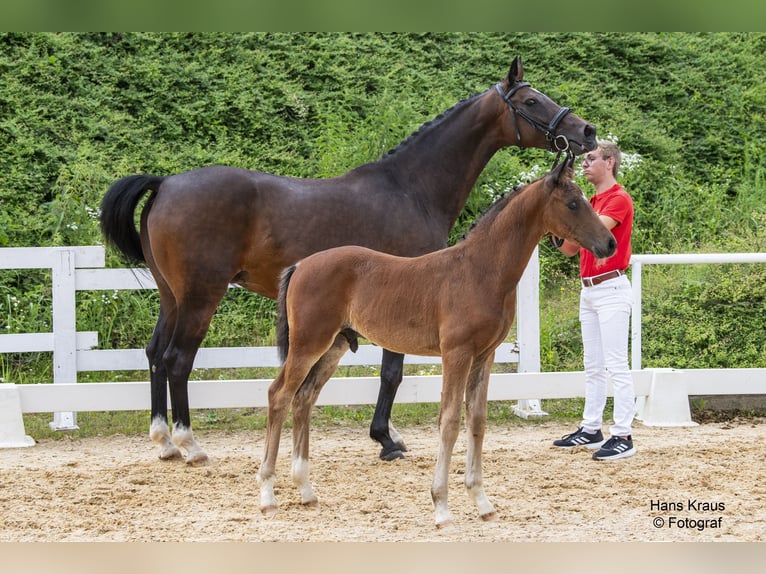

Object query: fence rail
[2,246,766,447]
[630,252,766,370]
[0,246,537,436]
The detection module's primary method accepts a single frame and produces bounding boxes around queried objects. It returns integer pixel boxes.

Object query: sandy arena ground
[0,418,763,542]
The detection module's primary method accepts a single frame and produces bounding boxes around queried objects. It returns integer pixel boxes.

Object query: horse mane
[379,91,484,159]
[460,182,528,240]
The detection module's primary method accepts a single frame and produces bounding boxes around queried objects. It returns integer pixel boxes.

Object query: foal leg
[370,349,407,461]
[431,352,472,529]
[259,354,319,515]
[464,356,497,522]
[291,335,349,507]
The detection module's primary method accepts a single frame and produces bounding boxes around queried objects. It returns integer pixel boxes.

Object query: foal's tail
[276,264,298,364]
[99,174,166,264]
[277,263,359,365]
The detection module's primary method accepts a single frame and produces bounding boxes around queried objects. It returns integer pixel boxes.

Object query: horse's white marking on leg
[388,421,407,451]
[171,423,210,466]
[465,425,496,521]
[292,454,317,507]
[258,474,278,515]
[468,485,497,521]
[431,454,454,528]
[149,416,182,460]
[433,500,454,529]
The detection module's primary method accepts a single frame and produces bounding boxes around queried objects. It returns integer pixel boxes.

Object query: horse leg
[146,283,183,460]
[431,351,472,529]
[370,349,407,461]
[163,295,225,467]
[291,334,349,508]
[258,370,288,515]
[148,308,183,460]
[259,353,320,515]
[464,355,497,522]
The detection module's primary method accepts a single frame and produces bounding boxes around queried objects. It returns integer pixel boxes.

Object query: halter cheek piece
[495,82,572,160]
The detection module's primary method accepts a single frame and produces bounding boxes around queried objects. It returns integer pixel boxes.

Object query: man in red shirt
[551,140,637,460]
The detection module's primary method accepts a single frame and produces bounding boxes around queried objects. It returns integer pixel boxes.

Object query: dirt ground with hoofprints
[0,419,763,542]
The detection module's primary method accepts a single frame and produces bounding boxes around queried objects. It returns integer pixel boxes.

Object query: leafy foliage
[1,33,765,383]
[641,217,766,369]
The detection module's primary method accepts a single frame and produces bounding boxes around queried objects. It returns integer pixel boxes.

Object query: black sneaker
[553,427,604,449]
[592,435,636,461]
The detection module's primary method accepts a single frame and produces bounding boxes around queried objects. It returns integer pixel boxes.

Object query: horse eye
[524,98,537,106]
[567,200,578,211]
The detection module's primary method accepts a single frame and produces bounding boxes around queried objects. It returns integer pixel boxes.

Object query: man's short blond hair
[597,140,621,178]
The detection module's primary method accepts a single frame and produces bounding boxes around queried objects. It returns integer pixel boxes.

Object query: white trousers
[579,275,635,437]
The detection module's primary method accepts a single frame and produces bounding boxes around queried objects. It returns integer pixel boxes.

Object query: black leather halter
[495,81,572,154]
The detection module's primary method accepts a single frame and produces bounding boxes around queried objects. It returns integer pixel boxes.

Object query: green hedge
[1,33,765,382]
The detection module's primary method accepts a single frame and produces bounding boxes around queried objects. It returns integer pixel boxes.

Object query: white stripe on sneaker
[593,438,636,460]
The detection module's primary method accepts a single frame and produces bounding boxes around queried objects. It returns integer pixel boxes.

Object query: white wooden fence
[2,246,766,447]
[0,245,540,444]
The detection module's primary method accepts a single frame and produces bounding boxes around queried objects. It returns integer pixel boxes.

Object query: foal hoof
[480,510,498,522]
[302,499,319,509]
[260,505,278,517]
[435,519,455,530]
[379,447,406,462]
[185,452,210,467]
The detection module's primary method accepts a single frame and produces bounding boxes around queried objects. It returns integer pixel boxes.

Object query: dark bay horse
[99,56,597,466]
[259,158,616,528]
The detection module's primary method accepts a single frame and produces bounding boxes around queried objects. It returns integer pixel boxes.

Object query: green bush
[641,217,766,369]
[1,33,766,386]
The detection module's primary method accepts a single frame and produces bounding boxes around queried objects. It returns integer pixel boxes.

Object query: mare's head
[541,157,616,259]
[496,56,597,155]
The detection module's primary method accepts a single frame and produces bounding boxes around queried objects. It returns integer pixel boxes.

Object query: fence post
[50,249,78,430]
[630,260,645,417]
[513,246,548,418]
[0,384,35,448]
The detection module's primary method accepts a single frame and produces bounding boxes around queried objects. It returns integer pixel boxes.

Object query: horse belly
[349,300,442,358]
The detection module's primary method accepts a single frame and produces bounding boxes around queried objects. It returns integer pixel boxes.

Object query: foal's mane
[461,181,529,240]
[464,165,577,240]
[379,91,484,159]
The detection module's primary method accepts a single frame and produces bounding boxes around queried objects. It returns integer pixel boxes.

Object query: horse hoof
[435,519,455,530]
[302,499,319,509]
[158,447,183,461]
[186,452,210,467]
[480,510,498,522]
[379,448,405,462]
[261,505,278,517]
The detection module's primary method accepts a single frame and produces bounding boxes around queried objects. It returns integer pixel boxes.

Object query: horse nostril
[609,237,617,252]
[584,124,596,139]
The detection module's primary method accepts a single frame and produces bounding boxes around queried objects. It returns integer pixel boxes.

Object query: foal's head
[542,159,617,259]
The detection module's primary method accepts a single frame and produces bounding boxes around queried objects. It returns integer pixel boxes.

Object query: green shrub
[2,33,765,387]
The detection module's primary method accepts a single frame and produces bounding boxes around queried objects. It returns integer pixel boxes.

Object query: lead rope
[550,142,574,170]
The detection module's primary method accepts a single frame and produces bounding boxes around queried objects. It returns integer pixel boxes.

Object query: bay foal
[259,158,616,528]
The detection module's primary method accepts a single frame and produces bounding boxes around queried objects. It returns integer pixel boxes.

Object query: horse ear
[507,56,524,84]
[551,155,574,187]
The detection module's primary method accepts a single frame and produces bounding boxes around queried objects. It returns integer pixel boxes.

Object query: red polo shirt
[580,183,633,278]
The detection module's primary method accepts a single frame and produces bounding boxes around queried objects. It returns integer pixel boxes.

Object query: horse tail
[99,175,166,264]
[277,264,298,364]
